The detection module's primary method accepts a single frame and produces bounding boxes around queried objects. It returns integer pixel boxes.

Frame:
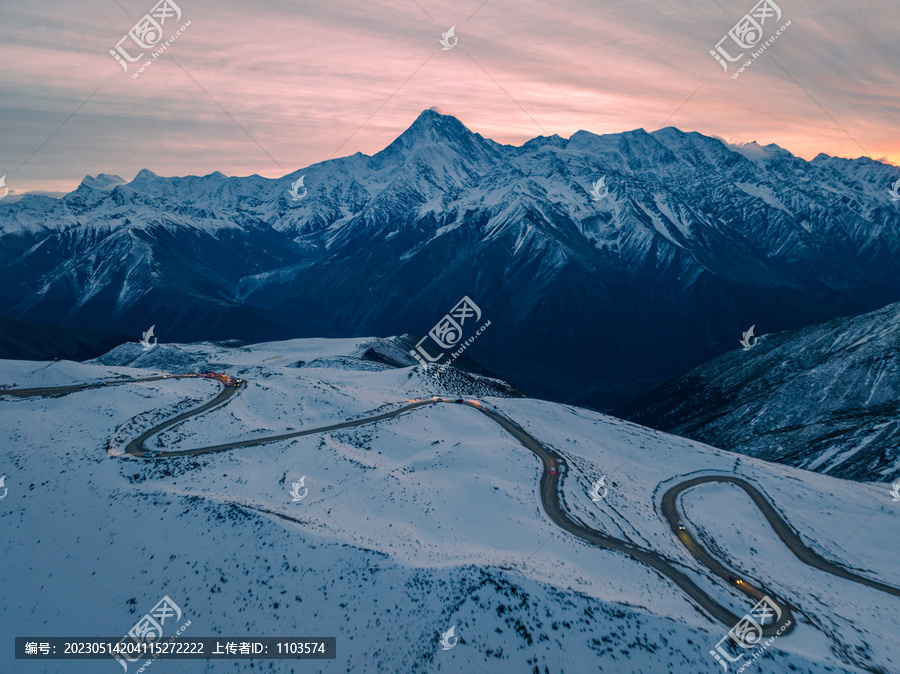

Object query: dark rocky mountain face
[621,301,900,483]
[2,109,899,408]
[0,316,131,362]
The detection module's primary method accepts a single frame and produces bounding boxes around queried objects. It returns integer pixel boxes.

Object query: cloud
[1,0,898,192]
[1,191,67,204]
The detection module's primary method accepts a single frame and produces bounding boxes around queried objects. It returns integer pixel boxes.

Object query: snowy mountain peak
[566,127,656,154]
[367,110,500,174]
[728,140,795,164]
[406,108,472,138]
[78,173,127,190]
[132,168,161,183]
[382,109,484,153]
[521,134,567,151]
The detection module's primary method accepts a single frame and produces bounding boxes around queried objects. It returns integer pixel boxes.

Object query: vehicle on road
[727,574,744,585]
[677,521,686,531]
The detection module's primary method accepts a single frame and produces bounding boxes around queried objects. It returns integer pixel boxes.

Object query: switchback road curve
[0,373,241,457]
[124,375,241,456]
[663,476,900,599]
[476,404,795,636]
[127,399,435,458]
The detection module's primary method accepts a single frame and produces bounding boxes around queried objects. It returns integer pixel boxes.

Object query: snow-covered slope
[1,337,897,672]
[622,300,900,483]
[2,110,900,408]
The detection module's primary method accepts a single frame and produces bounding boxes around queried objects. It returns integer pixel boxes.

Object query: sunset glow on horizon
[2,0,898,196]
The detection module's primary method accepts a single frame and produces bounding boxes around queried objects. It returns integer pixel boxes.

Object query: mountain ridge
[2,109,899,408]
[621,300,900,483]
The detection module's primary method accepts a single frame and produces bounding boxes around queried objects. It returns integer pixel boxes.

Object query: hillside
[1,337,898,672]
[622,301,900,483]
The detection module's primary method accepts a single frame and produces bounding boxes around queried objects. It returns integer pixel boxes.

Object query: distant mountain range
[622,301,900,483]
[2,109,900,407]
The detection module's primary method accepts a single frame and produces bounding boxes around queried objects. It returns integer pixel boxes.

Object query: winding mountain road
[124,377,242,456]
[475,403,795,635]
[128,398,435,458]
[5,379,899,635]
[0,374,187,398]
[662,476,900,598]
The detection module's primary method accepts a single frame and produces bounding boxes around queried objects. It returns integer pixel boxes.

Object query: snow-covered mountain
[3,110,900,408]
[622,300,900,483]
[1,337,898,672]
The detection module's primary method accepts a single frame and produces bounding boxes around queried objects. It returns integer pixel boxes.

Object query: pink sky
[1,0,898,195]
